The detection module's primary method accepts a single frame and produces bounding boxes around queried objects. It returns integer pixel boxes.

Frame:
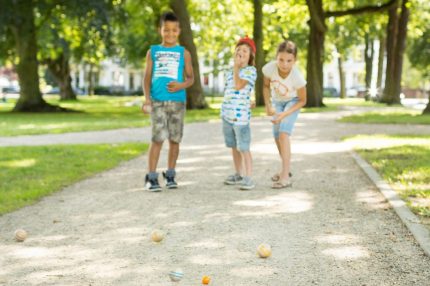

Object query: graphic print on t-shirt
[153,51,180,80]
[270,79,289,97]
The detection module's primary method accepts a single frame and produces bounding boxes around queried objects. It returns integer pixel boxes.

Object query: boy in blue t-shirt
[142,12,194,192]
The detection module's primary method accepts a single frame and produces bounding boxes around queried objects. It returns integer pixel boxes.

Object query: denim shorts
[273,98,300,138]
[151,101,185,143]
[222,119,251,152]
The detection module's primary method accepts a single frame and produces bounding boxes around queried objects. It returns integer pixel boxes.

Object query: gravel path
[1,109,430,285]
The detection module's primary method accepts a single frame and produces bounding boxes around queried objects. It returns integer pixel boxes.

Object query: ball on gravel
[202,275,211,284]
[150,229,164,242]
[14,229,28,242]
[257,243,272,258]
[169,269,183,282]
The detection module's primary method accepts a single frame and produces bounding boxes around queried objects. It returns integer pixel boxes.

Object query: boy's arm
[263,76,275,116]
[167,49,194,92]
[142,50,153,113]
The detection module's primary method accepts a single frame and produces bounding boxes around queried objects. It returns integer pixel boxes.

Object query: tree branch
[325,0,398,18]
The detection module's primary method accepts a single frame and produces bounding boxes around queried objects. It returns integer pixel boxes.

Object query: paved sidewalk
[1,110,430,285]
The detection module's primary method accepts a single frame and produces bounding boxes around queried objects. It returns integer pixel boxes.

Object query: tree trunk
[11,0,59,112]
[170,0,206,109]
[306,28,325,107]
[337,56,346,99]
[45,53,77,101]
[392,0,409,103]
[381,0,409,104]
[381,2,399,104]
[253,0,264,106]
[423,98,430,115]
[87,63,95,96]
[306,0,325,107]
[376,34,385,95]
[364,34,374,101]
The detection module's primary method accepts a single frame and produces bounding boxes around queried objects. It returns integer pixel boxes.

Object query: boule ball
[257,243,272,258]
[14,229,28,242]
[150,229,164,242]
[202,275,211,284]
[169,269,183,282]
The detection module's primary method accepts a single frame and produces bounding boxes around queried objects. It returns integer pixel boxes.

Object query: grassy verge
[0,96,386,137]
[0,143,148,215]
[339,110,430,124]
[346,135,430,221]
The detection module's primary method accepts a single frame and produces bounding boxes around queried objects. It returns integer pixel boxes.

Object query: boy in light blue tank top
[142,12,194,192]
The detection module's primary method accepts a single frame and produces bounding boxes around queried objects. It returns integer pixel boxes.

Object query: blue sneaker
[163,171,178,189]
[239,176,255,190]
[145,174,162,192]
[224,173,243,185]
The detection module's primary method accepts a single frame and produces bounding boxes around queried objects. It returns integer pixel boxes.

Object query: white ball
[169,269,184,282]
[257,243,272,258]
[14,229,28,242]
[150,229,164,242]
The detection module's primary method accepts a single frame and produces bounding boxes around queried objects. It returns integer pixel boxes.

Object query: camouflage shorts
[151,101,185,143]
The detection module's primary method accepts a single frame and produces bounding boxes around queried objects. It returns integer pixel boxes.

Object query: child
[221,36,257,190]
[142,12,194,192]
[262,40,307,189]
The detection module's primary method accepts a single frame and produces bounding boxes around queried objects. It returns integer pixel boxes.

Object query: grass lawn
[0,143,148,215]
[347,135,430,221]
[0,96,386,137]
[339,110,430,125]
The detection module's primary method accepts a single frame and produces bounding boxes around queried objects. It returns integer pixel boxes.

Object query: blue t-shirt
[221,66,257,125]
[150,45,186,102]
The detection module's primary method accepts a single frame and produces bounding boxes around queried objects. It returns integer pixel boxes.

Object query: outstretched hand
[266,106,276,116]
[270,114,282,125]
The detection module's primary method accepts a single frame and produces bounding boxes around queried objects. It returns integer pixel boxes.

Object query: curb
[351,151,430,257]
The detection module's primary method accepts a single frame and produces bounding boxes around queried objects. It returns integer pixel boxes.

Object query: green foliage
[116,0,169,67]
[37,0,124,65]
[408,0,430,76]
[262,1,308,65]
[0,143,148,215]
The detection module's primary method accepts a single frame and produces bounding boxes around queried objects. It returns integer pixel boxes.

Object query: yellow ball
[150,229,164,242]
[257,243,272,258]
[202,275,211,284]
[14,229,28,242]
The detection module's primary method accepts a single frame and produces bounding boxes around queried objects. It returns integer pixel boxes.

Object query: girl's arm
[271,86,307,124]
[142,50,153,113]
[167,49,194,92]
[263,76,275,115]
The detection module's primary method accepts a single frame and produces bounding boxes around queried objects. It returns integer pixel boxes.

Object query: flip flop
[271,180,292,189]
[271,172,292,182]
[271,173,280,182]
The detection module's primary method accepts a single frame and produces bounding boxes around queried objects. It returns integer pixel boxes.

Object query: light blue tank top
[150,45,186,102]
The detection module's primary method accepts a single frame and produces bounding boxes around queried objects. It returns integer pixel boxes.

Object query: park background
[0,0,429,253]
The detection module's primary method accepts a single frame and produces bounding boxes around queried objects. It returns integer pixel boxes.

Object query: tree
[0,0,61,112]
[305,0,397,107]
[408,0,430,114]
[381,0,410,104]
[170,0,206,109]
[39,1,123,99]
[253,0,264,106]
[327,15,361,99]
